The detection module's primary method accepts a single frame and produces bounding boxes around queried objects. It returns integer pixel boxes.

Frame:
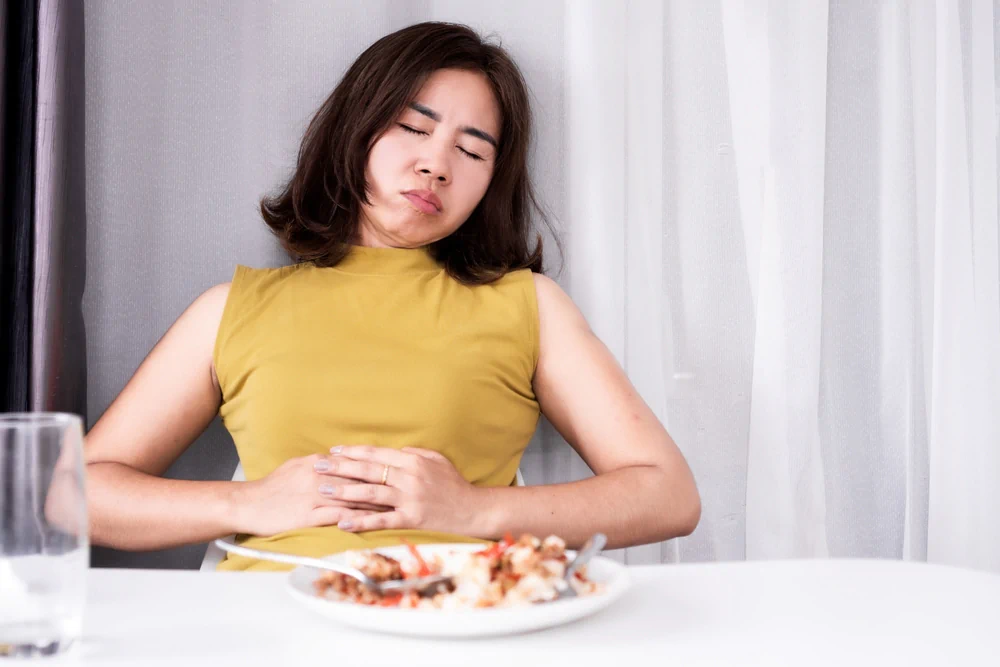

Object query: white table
[48,559,1000,666]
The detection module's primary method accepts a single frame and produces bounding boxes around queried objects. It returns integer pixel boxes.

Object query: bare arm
[475,274,701,549]
[83,284,243,550]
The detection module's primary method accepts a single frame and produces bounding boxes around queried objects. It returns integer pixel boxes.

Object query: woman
[84,22,701,570]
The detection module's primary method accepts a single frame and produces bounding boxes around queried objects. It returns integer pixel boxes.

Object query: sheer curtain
[84,0,1000,569]
[619,0,999,569]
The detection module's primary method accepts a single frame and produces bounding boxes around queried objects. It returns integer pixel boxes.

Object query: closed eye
[398,123,428,136]
[399,124,486,162]
[458,147,485,162]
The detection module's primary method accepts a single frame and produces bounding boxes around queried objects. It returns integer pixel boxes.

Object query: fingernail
[339,521,354,530]
[313,460,330,472]
[318,484,336,496]
[330,446,343,455]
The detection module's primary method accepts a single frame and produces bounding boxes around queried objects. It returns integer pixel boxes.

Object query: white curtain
[85,0,1000,569]
[635,0,999,569]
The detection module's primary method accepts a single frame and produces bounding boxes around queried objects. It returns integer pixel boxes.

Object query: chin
[389,218,456,245]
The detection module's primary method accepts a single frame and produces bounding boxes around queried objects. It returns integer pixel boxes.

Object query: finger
[318,479,397,510]
[314,496,394,513]
[322,458,389,484]
[337,511,407,533]
[343,503,393,513]
[308,506,375,528]
[401,447,449,462]
[325,458,415,491]
[326,483,401,508]
[311,464,365,484]
[330,445,420,471]
[312,456,372,481]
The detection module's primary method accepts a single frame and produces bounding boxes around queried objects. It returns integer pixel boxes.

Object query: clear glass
[0,413,88,658]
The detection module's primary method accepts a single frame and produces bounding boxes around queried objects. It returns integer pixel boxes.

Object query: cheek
[366,138,407,194]
[444,172,492,232]
[461,170,493,209]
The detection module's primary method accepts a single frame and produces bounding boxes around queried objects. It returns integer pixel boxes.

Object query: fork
[211,537,452,595]
[554,533,607,599]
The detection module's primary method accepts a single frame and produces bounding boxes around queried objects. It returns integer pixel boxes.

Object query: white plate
[285,543,631,638]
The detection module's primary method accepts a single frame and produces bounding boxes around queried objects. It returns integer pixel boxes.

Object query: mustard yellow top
[213,246,540,570]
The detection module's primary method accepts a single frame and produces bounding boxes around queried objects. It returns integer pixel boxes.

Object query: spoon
[211,537,452,595]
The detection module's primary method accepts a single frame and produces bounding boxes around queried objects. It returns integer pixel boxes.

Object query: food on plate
[313,533,603,609]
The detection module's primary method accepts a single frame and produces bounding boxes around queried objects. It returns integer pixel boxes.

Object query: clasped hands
[235,445,487,538]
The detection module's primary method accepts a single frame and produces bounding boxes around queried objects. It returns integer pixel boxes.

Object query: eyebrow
[408,102,498,149]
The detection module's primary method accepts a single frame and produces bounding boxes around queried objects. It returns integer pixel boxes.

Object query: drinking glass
[0,413,88,657]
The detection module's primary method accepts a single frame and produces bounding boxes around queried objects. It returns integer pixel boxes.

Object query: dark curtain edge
[1,0,38,413]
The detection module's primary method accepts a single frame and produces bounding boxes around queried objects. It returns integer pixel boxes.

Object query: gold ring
[380,465,390,485]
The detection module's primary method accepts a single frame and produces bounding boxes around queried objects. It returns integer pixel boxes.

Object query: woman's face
[357,68,501,248]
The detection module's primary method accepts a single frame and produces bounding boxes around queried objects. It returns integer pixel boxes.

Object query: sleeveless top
[213,245,541,570]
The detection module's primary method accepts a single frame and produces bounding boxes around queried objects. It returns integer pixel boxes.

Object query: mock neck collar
[332,244,442,275]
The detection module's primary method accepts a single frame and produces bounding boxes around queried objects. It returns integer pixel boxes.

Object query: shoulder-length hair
[260,22,553,285]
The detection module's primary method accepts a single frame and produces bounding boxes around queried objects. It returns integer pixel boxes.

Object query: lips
[402,189,443,215]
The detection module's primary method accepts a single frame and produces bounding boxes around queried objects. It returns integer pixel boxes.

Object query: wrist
[467,485,507,540]
[222,480,253,535]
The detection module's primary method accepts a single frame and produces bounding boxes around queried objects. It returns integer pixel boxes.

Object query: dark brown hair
[260,22,554,285]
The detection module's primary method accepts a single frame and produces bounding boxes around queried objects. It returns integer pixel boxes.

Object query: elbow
[663,472,701,539]
[674,487,701,538]
[677,466,702,537]
[640,465,701,542]
[79,462,120,549]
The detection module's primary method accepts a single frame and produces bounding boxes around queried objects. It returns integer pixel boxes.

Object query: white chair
[200,463,526,571]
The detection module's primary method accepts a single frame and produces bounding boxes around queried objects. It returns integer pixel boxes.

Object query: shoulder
[482,266,535,288]
[199,281,232,307]
[530,272,562,303]
[174,283,233,366]
[230,262,305,284]
[531,273,589,332]
[220,262,311,302]
[185,282,231,329]
[472,267,539,306]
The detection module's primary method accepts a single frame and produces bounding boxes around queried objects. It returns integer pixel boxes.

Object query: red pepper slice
[476,542,503,559]
[475,532,517,558]
[401,539,432,577]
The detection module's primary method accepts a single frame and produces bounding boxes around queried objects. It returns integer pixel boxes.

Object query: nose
[414,139,451,184]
